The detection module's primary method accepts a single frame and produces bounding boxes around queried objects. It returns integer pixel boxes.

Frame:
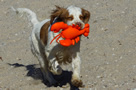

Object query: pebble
[96,3,99,5]
[27,77,32,81]
[105,62,109,65]
[15,33,18,36]
[22,31,26,34]
[95,50,98,52]
[0,43,6,46]
[121,11,125,14]
[114,85,119,87]
[96,76,101,78]
[133,65,136,68]
[103,85,108,88]
[16,58,19,60]
[133,76,136,81]
[119,56,123,59]
[59,88,63,90]
[115,60,118,62]
[101,28,104,31]
[112,53,115,56]
[0,57,3,61]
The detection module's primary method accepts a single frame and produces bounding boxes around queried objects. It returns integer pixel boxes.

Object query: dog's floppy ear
[82,8,90,23]
[50,6,68,24]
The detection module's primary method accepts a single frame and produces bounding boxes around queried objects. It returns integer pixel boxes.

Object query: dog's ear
[50,6,68,24]
[55,5,61,10]
[82,8,90,23]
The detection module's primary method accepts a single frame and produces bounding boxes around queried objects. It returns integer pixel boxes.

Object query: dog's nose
[76,22,82,27]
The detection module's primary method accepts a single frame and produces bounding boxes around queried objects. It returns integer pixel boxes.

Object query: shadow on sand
[8,63,79,90]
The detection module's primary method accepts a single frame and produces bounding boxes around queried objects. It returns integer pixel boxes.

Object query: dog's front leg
[71,53,83,87]
[45,51,62,75]
[48,57,62,75]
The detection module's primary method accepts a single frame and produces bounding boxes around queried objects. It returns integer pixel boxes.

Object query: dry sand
[0,0,136,90]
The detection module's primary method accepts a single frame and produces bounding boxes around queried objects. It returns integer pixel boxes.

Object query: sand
[0,0,136,90]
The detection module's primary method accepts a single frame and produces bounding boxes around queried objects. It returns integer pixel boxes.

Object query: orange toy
[50,22,90,47]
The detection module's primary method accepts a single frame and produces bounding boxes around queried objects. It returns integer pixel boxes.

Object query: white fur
[14,6,84,86]
[67,6,85,29]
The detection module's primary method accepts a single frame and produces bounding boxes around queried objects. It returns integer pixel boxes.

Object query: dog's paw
[50,65,62,75]
[55,65,62,75]
[49,61,62,75]
[71,79,84,87]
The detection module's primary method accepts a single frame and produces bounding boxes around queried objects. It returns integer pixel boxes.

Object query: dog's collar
[51,17,58,25]
[49,17,58,31]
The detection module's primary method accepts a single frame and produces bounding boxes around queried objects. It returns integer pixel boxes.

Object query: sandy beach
[0,0,136,90]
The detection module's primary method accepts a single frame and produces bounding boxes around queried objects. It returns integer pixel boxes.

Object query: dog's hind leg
[30,40,57,86]
[37,55,57,86]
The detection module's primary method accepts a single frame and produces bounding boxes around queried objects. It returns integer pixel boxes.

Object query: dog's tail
[11,7,39,26]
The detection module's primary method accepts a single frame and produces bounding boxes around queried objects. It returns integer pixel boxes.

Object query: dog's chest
[55,48,72,64]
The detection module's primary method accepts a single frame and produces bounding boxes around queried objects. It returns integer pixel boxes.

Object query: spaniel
[13,5,90,87]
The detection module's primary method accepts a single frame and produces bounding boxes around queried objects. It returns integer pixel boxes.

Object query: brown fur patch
[81,8,90,23]
[40,21,50,45]
[67,15,74,21]
[50,6,69,24]
[55,54,72,65]
[55,50,72,65]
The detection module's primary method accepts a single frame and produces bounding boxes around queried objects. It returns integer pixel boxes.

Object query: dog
[13,5,90,87]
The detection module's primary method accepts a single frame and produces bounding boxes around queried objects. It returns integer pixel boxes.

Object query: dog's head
[50,5,90,29]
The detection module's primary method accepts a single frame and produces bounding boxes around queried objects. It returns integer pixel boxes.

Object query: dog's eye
[79,15,84,20]
[67,16,73,20]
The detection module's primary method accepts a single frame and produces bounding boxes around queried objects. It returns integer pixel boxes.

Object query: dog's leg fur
[45,51,62,75]
[71,52,83,87]
[44,32,63,75]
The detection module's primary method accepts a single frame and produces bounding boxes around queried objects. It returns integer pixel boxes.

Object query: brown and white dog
[14,5,90,87]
